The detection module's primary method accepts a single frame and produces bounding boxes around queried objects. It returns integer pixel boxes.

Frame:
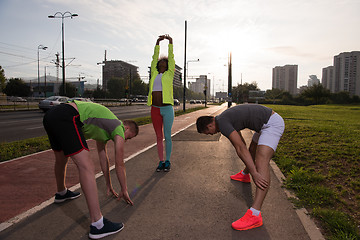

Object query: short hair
[123,120,139,136]
[196,116,214,133]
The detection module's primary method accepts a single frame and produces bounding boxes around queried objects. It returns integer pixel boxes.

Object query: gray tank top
[215,104,272,137]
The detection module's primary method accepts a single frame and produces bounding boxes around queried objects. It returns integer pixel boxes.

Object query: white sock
[91,216,104,230]
[241,170,247,175]
[250,207,260,216]
[57,189,67,196]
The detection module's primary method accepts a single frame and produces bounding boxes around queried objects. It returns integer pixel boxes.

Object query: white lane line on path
[26,126,44,130]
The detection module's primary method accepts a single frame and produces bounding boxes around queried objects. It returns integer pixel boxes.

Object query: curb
[270,160,325,240]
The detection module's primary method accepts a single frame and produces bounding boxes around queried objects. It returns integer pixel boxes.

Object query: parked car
[67,97,92,102]
[174,99,180,105]
[9,96,27,102]
[38,96,69,112]
[190,100,196,104]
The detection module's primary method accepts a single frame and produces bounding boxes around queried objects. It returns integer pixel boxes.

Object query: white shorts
[252,113,285,151]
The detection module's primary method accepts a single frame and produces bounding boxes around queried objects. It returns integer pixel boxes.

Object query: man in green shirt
[43,100,139,239]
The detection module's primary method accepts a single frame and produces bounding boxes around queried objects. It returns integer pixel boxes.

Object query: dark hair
[123,120,139,136]
[156,57,168,72]
[196,116,214,133]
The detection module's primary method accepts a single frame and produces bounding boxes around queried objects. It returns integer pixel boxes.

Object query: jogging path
[0,104,324,239]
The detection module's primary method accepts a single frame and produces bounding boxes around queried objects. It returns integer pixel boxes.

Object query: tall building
[333,51,360,96]
[173,64,183,88]
[188,75,210,95]
[321,66,334,92]
[307,75,320,87]
[102,60,139,91]
[272,65,298,95]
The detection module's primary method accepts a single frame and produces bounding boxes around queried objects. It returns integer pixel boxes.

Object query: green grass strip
[268,104,360,239]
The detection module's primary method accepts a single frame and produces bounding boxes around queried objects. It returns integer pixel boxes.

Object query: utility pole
[228,52,232,108]
[55,52,60,84]
[183,20,187,112]
[44,66,47,97]
[204,76,207,107]
[97,50,106,90]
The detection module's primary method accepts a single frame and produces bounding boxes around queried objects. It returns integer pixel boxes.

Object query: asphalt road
[0,103,194,143]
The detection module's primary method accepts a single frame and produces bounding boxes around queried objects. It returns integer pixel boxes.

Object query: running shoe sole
[232,220,263,230]
[230,171,251,183]
[54,191,81,203]
[89,223,124,239]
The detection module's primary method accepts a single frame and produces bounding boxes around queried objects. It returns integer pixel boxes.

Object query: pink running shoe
[232,209,263,231]
[230,170,251,183]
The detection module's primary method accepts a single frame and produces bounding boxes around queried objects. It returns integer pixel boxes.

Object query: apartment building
[188,75,210,94]
[173,64,183,88]
[102,60,139,91]
[321,66,334,92]
[272,65,298,95]
[333,51,360,96]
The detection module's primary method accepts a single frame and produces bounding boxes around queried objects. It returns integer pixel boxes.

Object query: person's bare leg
[54,151,69,192]
[243,140,257,174]
[71,150,102,222]
[251,145,274,210]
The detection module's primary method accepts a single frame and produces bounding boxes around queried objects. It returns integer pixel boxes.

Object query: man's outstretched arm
[96,141,118,197]
[113,135,133,205]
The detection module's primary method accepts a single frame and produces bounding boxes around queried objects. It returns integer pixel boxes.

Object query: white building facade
[272,65,298,95]
[333,51,360,96]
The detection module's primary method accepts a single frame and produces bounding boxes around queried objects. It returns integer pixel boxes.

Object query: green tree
[131,76,148,96]
[3,78,31,97]
[92,86,107,99]
[265,88,286,101]
[173,86,183,101]
[0,66,6,93]
[107,77,126,98]
[83,89,94,98]
[300,84,330,104]
[232,82,259,103]
[330,91,351,104]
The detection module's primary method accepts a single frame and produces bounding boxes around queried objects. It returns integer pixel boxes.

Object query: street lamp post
[48,11,78,96]
[37,45,47,97]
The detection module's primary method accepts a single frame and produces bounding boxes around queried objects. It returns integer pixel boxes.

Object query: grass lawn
[267,104,360,240]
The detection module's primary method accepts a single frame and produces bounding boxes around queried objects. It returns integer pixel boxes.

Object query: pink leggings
[151,105,174,161]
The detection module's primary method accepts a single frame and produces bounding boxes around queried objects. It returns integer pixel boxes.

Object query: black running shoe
[89,218,124,239]
[164,160,171,172]
[54,189,81,203]
[156,161,164,172]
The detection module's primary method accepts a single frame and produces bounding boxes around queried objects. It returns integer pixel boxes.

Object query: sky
[0,0,359,93]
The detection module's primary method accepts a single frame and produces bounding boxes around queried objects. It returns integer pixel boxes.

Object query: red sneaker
[232,209,263,231]
[230,170,251,183]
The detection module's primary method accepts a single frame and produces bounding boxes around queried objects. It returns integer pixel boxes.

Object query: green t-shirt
[74,100,125,142]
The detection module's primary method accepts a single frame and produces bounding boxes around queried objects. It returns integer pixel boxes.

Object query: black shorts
[43,104,89,157]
